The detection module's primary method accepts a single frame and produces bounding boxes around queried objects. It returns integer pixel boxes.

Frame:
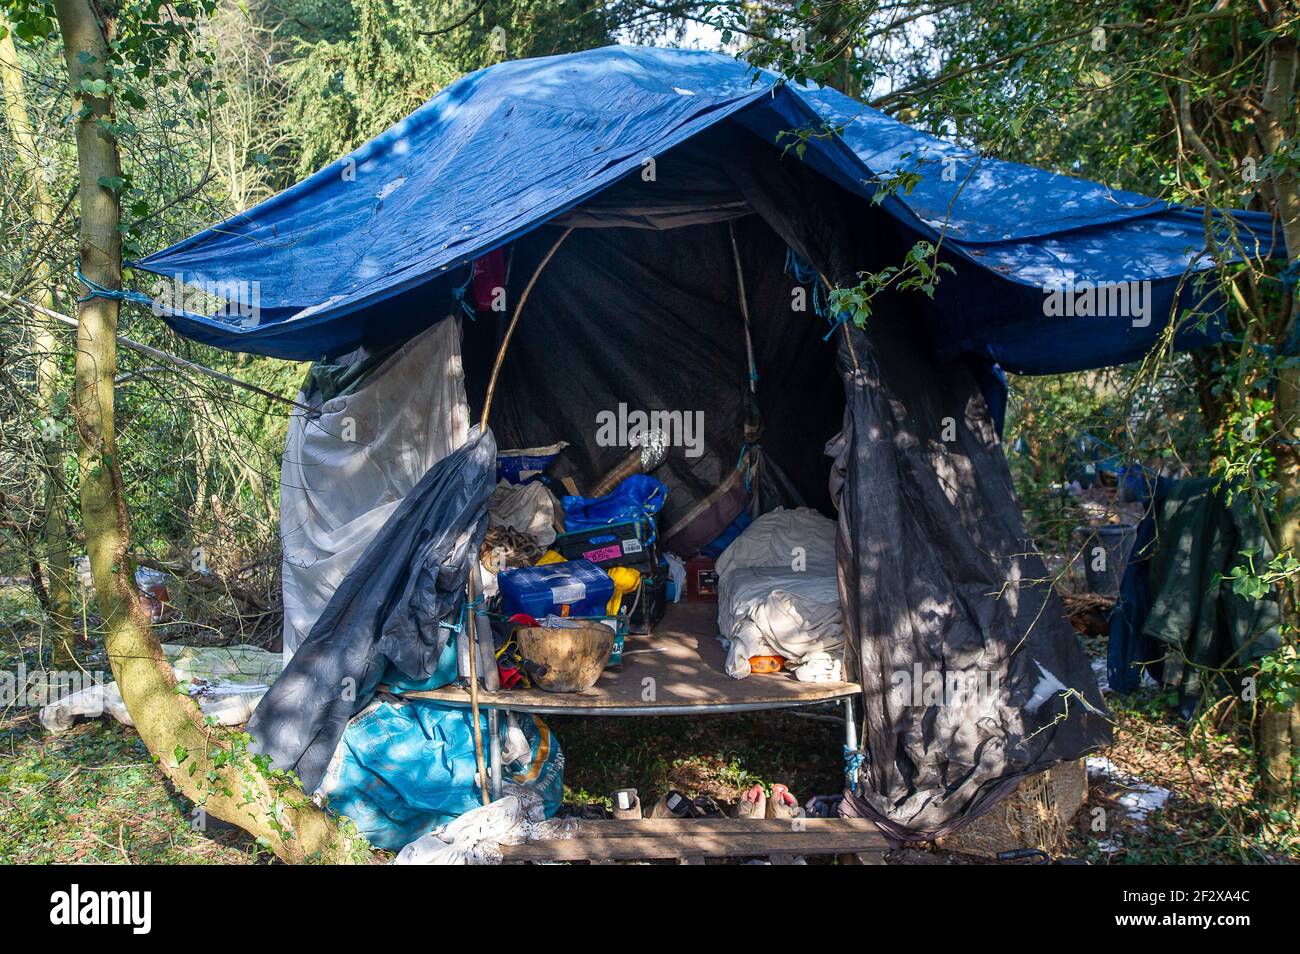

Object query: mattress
[715,508,845,679]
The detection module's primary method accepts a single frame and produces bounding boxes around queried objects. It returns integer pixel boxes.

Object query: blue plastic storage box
[499,560,615,620]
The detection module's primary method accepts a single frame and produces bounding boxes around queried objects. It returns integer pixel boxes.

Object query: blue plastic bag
[563,474,667,542]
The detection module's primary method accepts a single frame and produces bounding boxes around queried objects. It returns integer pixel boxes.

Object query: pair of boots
[734,783,803,821]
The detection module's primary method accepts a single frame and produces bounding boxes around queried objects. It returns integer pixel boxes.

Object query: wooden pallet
[499,817,890,864]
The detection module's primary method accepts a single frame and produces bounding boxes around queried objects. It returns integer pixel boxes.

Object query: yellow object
[536,549,565,565]
[748,655,786,674]
[606,566,642,615]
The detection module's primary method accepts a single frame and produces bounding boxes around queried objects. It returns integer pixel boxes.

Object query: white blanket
[716,508,844,679]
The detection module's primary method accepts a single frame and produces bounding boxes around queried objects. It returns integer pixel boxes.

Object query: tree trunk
[1259,27,1300,804]
[53,0,368,863]
[0,19,78,667]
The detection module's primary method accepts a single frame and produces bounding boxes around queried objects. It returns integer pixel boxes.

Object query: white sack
[280,318,470,658]
[393,792,577,865]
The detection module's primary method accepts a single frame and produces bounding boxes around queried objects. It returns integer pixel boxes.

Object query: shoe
[648,790,695,818]
[734,783,767,820]
[766,783,804,820]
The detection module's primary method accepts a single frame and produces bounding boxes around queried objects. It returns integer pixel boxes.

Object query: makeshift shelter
[137,45,1281,843]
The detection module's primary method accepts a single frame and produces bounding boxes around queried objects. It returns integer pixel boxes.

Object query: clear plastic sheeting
[40,644,282,733]
[393,792,577,865]
[280,317,470,658]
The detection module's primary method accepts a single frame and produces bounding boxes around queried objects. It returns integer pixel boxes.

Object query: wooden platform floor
[395,602,860,715]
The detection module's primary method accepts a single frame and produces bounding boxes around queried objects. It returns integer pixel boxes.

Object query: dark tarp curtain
[834,326,1110,839]
[1142,478,1282,711]
[1109,477,1281,712]
[711,129,1112,837]
[247,430,496,792]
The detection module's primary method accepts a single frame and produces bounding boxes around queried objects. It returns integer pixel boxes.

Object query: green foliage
[827,240,953,330]
[1258,645,1300,710]
[280,0,619,175]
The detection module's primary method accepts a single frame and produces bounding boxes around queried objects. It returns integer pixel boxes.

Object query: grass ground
[1,585,1295,864]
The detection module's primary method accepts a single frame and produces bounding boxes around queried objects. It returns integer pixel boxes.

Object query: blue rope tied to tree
[735,442,760,490]
[783,247,829,317]
[822,312,852,342]
[75,269,155,308]
[444,593,488,633]
[783,246,818,289]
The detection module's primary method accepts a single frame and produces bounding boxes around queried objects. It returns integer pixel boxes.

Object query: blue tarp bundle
[136,45,1283,372]
[318,698,564,850]
[562,474,668,543]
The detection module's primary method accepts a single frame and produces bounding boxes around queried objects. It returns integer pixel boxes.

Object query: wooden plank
[502,828,888,861]
[558,817,886,837]
[392,602,860,713]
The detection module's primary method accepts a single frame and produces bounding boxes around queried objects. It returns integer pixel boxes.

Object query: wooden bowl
[516,623,615,693]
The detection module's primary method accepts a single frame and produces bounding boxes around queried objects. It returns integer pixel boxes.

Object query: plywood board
[392,602,860,714]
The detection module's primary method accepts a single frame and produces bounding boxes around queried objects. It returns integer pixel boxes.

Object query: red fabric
[469,248,506,313]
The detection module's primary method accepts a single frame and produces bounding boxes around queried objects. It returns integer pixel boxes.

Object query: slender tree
[0,14,77,666]
[2,0,371,862]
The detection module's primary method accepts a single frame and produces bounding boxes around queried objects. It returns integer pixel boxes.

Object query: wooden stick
[728,220,757,396]
[0,291,317,415]
[463,567,491,805]
[479,227,573,430]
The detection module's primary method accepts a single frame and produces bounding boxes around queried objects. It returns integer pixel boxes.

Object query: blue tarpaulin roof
[136,44,1283,371]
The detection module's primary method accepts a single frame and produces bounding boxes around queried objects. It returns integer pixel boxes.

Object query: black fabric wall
[463,216,847,524]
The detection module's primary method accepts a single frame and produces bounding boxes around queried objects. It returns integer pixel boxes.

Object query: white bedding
[716,508,845,679]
